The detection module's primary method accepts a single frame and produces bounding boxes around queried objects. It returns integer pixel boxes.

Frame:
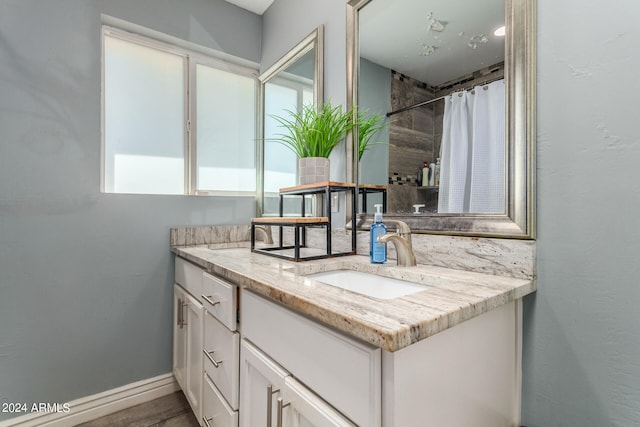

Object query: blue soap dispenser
[370,204,387,264]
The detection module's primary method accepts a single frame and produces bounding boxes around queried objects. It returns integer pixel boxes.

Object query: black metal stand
[251,182,357,262]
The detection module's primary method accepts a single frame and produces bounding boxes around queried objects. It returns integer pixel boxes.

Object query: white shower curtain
[438,80,505,214]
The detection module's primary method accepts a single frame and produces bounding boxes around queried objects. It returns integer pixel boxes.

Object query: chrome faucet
[249,225,274,244]
[378,220,417,267]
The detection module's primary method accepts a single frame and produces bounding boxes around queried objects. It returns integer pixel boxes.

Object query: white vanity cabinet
[173,282,203,421]
[280,376,357,427]
[238,339,288,426]
[240,339,357,427]
[174,253,522,427]
[381,299,522,427]
[241,290,381,427]
[172,286,187,389]
[174,257,240,427]
[202,371,238,427]
[201,271,240,427]
[241,288,521,427]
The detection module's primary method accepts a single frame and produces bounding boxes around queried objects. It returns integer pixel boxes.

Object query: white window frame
[101,25,259,196]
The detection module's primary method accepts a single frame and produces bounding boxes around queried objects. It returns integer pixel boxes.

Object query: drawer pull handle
[176,298,182,328]
[202,416,213,427]
[202,294,222,307]
[203,349,223,368]
[266,384,280,427]
[181,301,188,326]
[277,397,290,427]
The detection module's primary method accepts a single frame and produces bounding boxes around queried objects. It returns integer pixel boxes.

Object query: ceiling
[359,0,505,87]
[221,0,504,87]
[223,0,274,15]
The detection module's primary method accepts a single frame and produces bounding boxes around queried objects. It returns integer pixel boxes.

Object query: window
[102,27,257,195]
[195,64,256,193]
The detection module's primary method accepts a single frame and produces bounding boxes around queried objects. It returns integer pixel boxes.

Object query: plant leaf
[265,101,354,159]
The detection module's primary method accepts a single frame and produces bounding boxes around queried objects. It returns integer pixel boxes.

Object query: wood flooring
[74,391,199,427]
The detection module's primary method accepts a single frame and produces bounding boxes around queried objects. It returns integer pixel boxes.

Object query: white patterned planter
[298,157,330,185]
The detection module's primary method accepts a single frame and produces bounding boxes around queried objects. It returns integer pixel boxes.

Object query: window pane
[104,35,185,194]
[303,88,313,107]
[196,64,256,192]
[263,81,298,194]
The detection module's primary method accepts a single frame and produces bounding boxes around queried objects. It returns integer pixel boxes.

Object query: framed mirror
[347,0,535,238]
[257,26,324,216]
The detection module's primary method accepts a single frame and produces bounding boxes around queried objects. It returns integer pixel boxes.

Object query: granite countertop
[172,244,535,352]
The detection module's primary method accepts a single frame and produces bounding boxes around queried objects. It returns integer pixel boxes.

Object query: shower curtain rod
[385,76,504,117]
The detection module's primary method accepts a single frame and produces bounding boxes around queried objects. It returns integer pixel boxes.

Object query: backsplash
[170,225,250,246]
[171,225,535,281]
[280,228,535,281]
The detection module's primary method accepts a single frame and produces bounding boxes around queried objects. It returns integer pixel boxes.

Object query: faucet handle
[385,220,412,236]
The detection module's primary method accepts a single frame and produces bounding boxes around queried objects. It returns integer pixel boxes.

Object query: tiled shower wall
[388,71,438,213]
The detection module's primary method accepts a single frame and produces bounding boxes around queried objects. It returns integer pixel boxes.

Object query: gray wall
[262,0,348,182]
[521,0,640,425]
[358,57,390,187]
[0,0,260,421]
[358,58,390,213]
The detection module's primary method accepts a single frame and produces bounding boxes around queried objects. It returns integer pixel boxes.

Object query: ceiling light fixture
[494,26,506,37]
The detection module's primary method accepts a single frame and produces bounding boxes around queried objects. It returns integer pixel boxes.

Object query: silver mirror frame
[347,0,536,239]
[256,26,324,216]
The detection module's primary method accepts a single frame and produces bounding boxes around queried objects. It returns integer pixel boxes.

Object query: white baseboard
[0,373,179,427]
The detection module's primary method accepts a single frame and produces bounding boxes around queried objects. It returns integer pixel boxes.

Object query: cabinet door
[280,377,356,427]
[239,339,289,427]
[173,285,187,391]
[184,291,203,422]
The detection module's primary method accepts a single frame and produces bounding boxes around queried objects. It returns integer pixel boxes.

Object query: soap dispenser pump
[370,204,387,264]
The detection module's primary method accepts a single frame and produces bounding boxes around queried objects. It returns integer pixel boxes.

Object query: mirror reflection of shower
[385,67,505,215]
[357,0,506,215]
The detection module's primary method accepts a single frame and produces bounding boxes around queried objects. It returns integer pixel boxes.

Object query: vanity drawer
[202,372,238,427]
[203,309,240,410]
[242,290,381,427]
[202,272,237,331]
[175,257,203,299]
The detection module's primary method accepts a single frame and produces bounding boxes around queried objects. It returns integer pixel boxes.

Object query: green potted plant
[269,101,353,185]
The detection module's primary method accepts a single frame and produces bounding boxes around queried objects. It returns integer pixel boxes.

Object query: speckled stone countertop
[172,244,535,352]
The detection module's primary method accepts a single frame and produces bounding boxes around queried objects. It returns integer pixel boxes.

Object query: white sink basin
[306,269,431,300]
